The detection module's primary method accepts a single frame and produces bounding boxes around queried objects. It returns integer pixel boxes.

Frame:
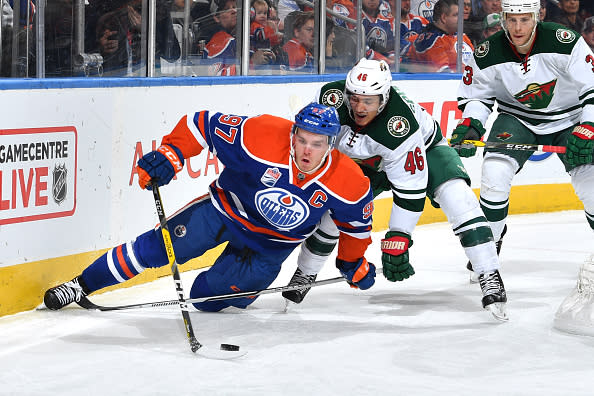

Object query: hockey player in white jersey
[283,58,508,321]
[450,0,594,273]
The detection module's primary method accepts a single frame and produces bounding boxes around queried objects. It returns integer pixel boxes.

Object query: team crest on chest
[514,79,557,109]
[255,188,309,230]
[321,89,344,108]
[475,41,489,58]
[261,167,282,187]
[555,29,576,43]
[387,116,410,138]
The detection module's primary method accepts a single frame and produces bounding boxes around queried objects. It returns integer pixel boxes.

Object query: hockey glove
[566,123,594,168]
[137,144,184,189]
[381,231,415,282]
[449,117,486,158]
[336,258,376,290]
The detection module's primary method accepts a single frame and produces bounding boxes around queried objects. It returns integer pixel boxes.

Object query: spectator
[582,16,594,51]
[250,0,282,53]
[406,0,474,73]
[482,12,502,39]
[330,0,355,30]
[473,0,501,19]
[463,0,483,45]
[93,0,180,76]
[281,11,315,72]
[539,0,547,21]
[360,0,396,64]
[388,0,430,43]
[202,0,273,75]
[550,0,583,32]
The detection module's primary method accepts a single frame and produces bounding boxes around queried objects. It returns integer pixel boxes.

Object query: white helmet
[345,58,392,114]
[501,0,540,17]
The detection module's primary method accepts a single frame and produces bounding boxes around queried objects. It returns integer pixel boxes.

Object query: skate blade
[486,302,509,322]
[196,346,247,360]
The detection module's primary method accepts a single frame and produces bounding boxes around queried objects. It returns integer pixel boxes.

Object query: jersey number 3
[404,147,424,175]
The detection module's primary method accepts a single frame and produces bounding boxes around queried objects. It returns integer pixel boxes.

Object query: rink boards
[0,76,581,316]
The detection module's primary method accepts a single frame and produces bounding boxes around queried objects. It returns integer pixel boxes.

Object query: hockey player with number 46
[450,0,594,274]
[283,58,508,321]
[43,103,377,312]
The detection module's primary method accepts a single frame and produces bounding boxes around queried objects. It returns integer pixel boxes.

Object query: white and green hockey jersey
[319,80,443,236]
[458,22,594,135]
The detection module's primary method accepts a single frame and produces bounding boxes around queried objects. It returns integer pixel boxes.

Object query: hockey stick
[150,182,244,359]
[456,139,567,153]
[76,272,352,312]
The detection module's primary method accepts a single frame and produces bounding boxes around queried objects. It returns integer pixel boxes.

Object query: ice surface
[1,211,594,395]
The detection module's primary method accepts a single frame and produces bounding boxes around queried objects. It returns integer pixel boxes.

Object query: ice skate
[282,268,317,307]
[468,225,507,283]
[478,270,508,322]
[43,276,87,310]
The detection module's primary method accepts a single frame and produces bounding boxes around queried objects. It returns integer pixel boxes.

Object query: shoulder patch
[387,116,411,138]
[555,28,576,44]
[321,89,344,108]
[475,41,489,58]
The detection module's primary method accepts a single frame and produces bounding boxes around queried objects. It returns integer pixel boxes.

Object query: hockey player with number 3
[283,58,508,321]
[43,103,377,312]
[450,0,594,274]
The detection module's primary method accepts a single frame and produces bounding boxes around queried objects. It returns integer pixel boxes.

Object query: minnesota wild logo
[496,132,513,141]
[555,29,576,44]
[475,41,489,58]
[354,155,383,171]
[321,89,344,108]
[514,79,557,109]
[387,116,410,137]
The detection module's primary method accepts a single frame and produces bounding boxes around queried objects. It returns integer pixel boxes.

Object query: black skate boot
[282,268,318,304]
[44,276,88,310]
[468,224,507,283]
[478,269,508,321]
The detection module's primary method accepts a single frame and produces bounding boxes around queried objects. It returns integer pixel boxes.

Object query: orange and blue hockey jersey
[161,111,374,262]
[406,23,474,72]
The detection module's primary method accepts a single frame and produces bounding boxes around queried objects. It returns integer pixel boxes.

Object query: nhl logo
[556,29,575,43]
[321,89,343,108]
[387,116,410,138]
[174,224,187,238]
[52,164,67,205]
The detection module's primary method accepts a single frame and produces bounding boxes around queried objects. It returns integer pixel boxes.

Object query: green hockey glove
[566,123,594,168]
[449,117,486,157]
[381,231,415,282]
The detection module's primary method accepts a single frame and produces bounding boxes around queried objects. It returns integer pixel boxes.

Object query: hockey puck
[220,343,240,351]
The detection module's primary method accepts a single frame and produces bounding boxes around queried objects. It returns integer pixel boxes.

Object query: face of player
[292,128,331,172]
[504,13,536,50]
[481,0,502,14]
[442,5,459,35]
[295,19,315,50]
[254,3,268,25]
[348,93,381,127]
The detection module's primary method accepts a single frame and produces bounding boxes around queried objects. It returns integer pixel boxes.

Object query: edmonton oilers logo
[255,188,309,230]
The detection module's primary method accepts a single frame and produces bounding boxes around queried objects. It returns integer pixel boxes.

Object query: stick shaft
[152,183,202,352]
[462,139,566,153]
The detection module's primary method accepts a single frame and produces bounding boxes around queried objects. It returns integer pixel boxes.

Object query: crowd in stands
[0,0,593,77]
